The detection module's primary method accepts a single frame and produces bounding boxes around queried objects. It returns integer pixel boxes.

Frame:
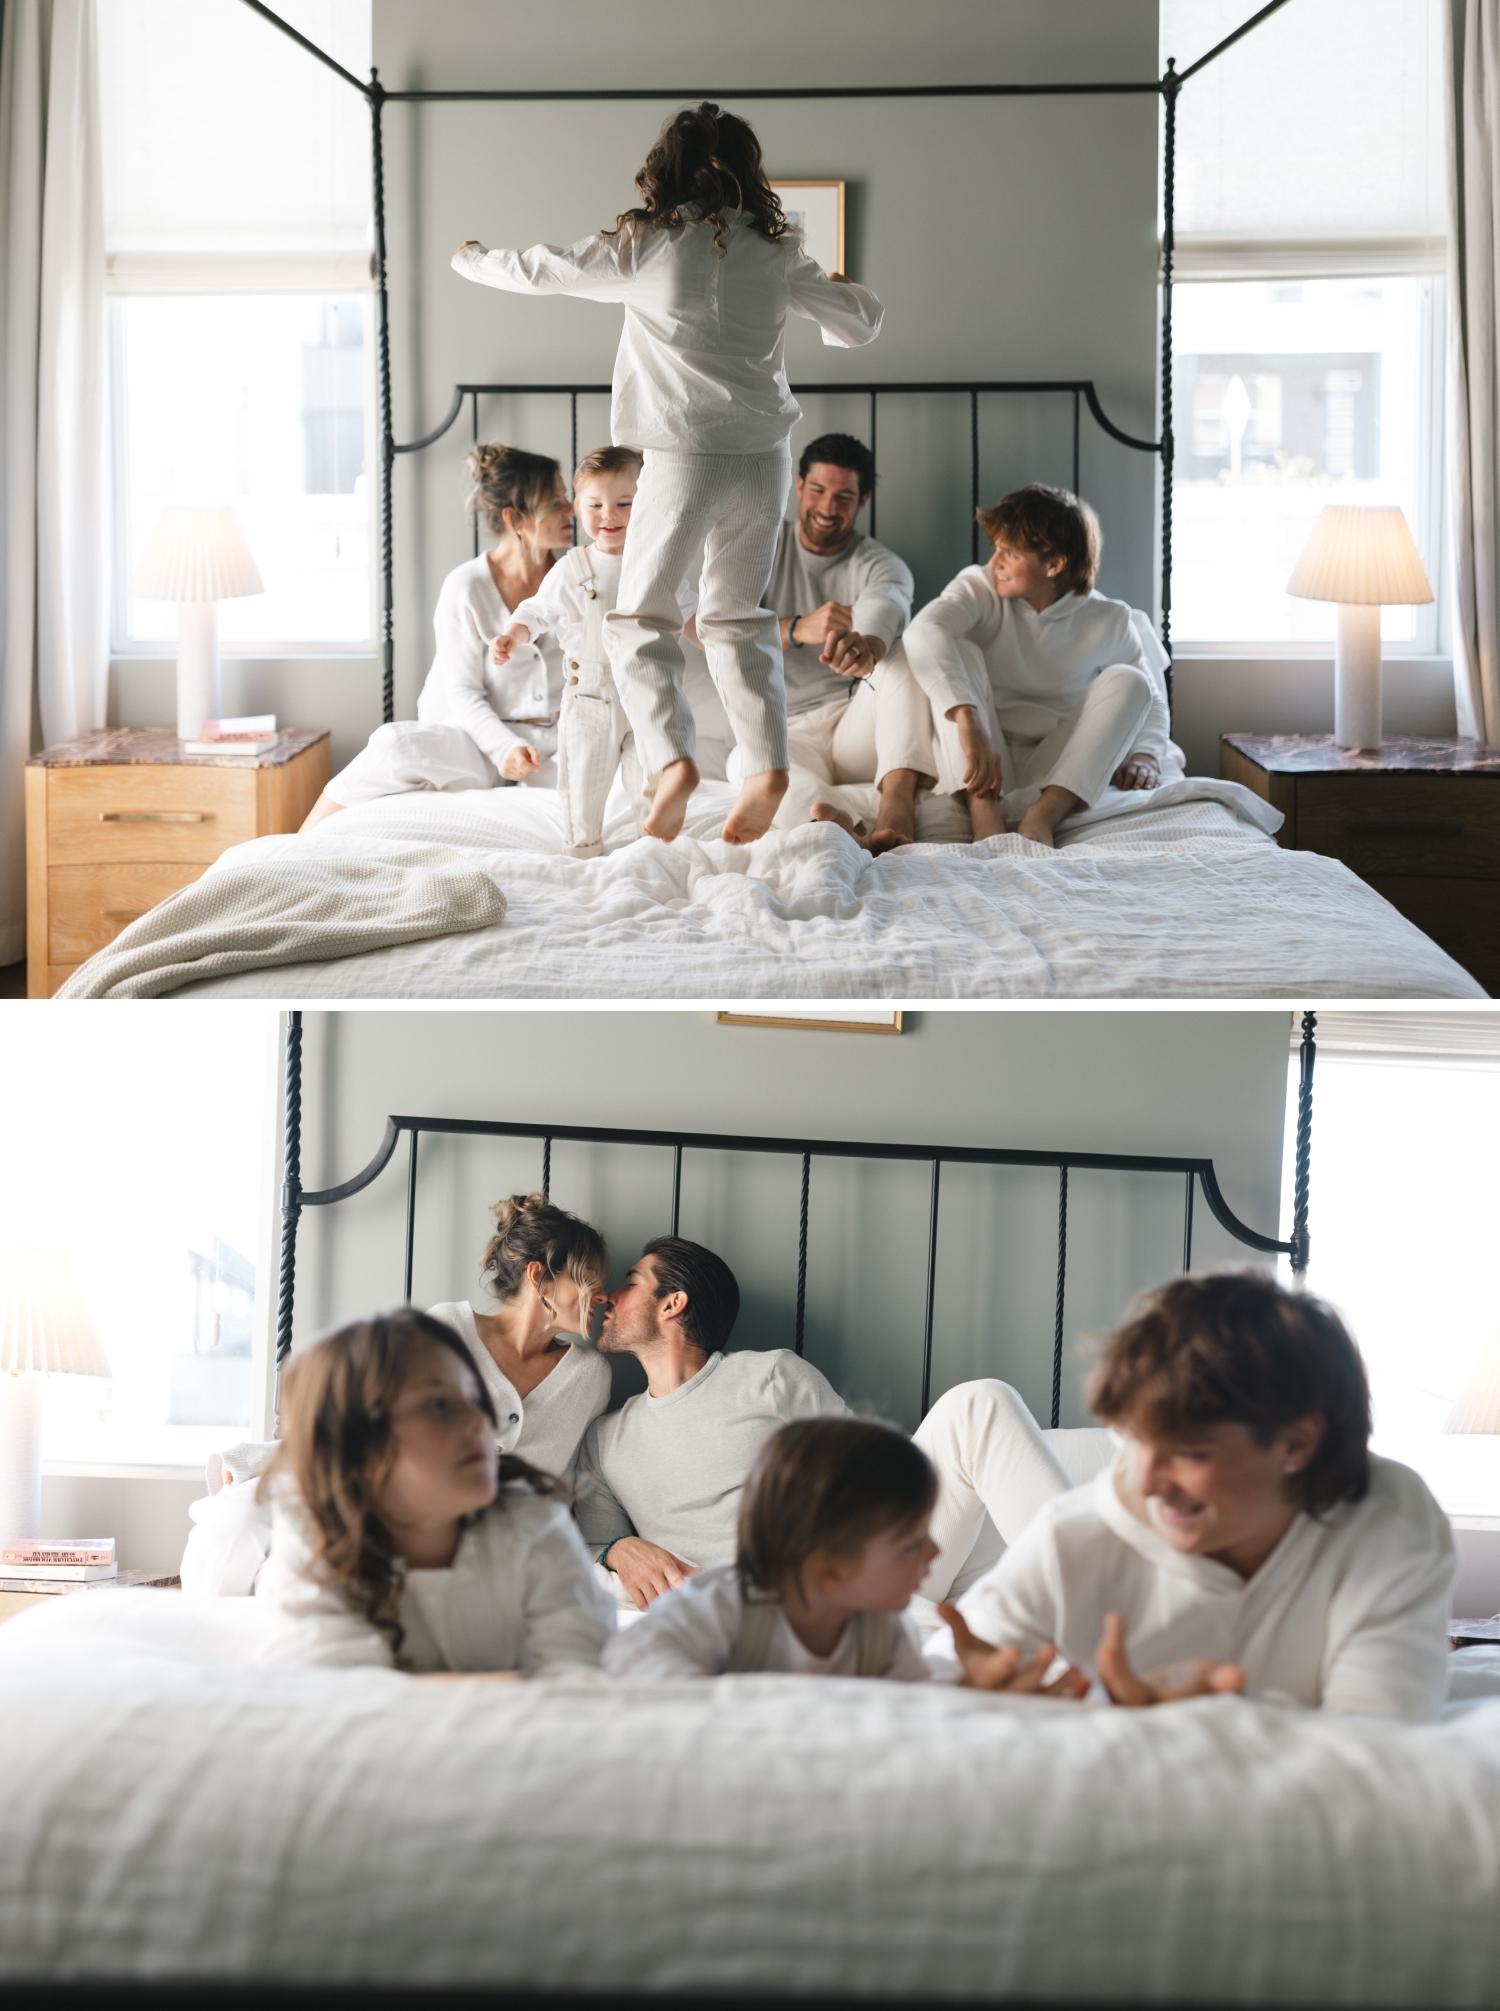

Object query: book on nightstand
[183,714,278,756]
[2,1538,116,1578]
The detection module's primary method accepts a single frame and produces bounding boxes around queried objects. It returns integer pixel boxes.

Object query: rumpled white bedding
[2,1592,1499,2000]
[168,776,1483,1000]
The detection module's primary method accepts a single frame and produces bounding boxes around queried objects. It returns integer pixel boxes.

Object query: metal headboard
[275,1011,1316,1427]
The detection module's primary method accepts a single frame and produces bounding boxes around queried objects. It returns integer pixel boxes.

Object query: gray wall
[374,0,1160,719]
[285,1008,1292,1434]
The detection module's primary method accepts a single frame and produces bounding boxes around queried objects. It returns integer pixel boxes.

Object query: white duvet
[2,1593,1499,2000]
[171,776,1483,1000]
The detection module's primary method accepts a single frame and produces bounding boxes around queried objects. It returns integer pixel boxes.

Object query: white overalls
[555,544,643,858]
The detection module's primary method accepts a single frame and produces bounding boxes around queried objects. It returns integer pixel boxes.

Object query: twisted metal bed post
[1158,56,1178,699]
[1051,1167,1068,1427]
[276,1011,304,1368]
[1291,1010,1316,1282]
[370,70,395,725]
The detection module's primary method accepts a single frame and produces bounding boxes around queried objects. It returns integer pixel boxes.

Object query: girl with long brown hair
[254,1308,612,1674]
[453,103,884,848]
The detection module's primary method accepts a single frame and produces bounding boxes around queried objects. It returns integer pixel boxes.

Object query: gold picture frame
[770,180,846,275]
[717,1009,902,1035]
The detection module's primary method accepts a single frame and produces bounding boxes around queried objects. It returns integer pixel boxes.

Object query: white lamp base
[1334,603,1382,751]
[0,1373,45,1540]
[176,600,222,741]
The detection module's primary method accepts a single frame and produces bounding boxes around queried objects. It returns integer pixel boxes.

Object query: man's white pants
[928,644,1156,824]
[912,1379,1073,1601]
[607,446,792,781]
[774,652,937,831]
[324,719,557,805]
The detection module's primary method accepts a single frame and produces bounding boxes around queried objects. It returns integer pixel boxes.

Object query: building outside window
[100,0,374,653]
[1161,0,1446,649]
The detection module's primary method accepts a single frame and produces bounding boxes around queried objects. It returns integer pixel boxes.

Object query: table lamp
[0,1247,112,1541]
[130,506,265,741]
[1285,505,1433,752]
[1444,1322,1500,1438]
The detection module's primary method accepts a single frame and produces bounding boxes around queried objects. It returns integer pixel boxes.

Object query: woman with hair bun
[428,1191,613,1485]
[299,445,574,829]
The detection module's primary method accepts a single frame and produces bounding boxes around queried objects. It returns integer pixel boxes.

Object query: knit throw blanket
[57,842,508,999]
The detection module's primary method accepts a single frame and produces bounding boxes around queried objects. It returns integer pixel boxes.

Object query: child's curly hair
[611,103,789,252]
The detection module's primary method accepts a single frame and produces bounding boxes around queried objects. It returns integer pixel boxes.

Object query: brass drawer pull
[99,811,209,824]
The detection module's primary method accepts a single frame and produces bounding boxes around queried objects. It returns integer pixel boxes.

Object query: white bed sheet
[172,778,1484,1000]
[1,1592,1499,1999]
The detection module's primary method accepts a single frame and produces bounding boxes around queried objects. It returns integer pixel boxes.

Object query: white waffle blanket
[155,776,1482,1000]
[1,1593,1499,1999]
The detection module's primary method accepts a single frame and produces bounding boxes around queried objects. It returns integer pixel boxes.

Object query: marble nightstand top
[28,727,328,769]
[1223,734,1500,776]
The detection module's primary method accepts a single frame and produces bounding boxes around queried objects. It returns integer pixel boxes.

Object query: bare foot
[299,793,347,833]
[809,800,909,856]
[722,768,789,845]
[1015,784,1083,849]
[642,757,700,841]
[873,767,921,847]
[966,792,1007,841]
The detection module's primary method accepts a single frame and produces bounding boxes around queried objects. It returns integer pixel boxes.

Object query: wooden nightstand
[0,1570,180,1626]
[25,727,330,998]
[1221,734,1500,996]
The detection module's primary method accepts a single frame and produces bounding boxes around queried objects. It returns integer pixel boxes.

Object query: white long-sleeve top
[957,1454,1456,1722]
[453,213,883,455]
[254,1485,614,1675]
[603,1562,932,1681]
[767,524,915,714]
[415,555,568,767]
[903,569,1170,764]
[428,1302,611,1485]
[509,548,698,661]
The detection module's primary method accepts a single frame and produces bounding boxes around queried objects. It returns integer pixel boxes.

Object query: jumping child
[454,102,884,845]
[491,446,701,856]
[603,1413,1087,1691]
[254,1308,613,1676]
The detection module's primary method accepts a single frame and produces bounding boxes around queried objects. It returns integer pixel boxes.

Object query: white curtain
[0,0,108,968]
[1447,0,1500,746]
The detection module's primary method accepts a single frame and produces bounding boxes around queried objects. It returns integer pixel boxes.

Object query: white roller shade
[1161,0,1445,250]
[99,0,372,289]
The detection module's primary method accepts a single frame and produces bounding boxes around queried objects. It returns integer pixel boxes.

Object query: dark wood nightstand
[25,726,330,998]
[1220,734,1500,996]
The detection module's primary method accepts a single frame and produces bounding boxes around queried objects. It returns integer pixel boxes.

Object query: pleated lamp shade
[1286,505,1434,606]
[1444,1324,1500,1436]
[0,1247,111,1378]
[130,506,264,603]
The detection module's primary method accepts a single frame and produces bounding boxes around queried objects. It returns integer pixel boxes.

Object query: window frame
[106,267,379,661]
[1167,244,1447,658]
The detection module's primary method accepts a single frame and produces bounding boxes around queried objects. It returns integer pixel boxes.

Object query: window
[1281,1025,1500,1518]
[99,0,374,652]
[1161,0,1446,649]
[3,1010,277,1469]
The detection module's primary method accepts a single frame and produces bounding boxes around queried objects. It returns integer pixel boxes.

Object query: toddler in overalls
[454,101,883,846]
[491,446,699,856]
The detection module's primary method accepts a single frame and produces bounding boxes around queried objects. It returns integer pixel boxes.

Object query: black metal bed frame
[274,1009,1317,1427]
[239,0,1296,728]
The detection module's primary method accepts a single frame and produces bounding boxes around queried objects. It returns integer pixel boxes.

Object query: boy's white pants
[324,719,557,805]
[554,546,644,857]
[607,446,792,780]
[773,652,937,831]
[927,642,1156,823]
[912,1378,1073,1602]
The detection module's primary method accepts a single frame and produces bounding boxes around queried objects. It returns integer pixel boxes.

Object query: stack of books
[1,1537,117,1582]
[182,714,277,757]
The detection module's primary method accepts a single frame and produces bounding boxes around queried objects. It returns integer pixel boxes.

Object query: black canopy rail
[400,376,1160,579]
[274,1010,1317,1428]
[239,0,1295,728]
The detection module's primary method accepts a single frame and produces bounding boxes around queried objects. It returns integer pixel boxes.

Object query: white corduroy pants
[555,551,643,857]
[912,1378,1074,1602]
[607,446,792,780]
[928,644,1156,822]
[773,651,937,830]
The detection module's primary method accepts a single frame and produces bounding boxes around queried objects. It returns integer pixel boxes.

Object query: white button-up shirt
[415,555,567,768]
[904,569,1170,762]
[453,212,883,455]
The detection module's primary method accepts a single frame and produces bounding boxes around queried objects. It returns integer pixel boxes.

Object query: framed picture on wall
[770,180,846,275]
[717,1008,902,1035]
